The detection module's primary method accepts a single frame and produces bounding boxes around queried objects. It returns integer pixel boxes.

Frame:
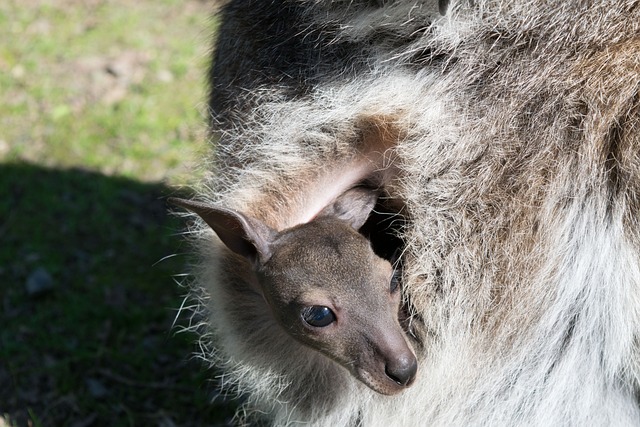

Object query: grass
[0,1,236,425]
[0,0,210,182]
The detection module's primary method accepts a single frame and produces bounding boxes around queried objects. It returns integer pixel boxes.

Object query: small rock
[85,378,109,399]
[25,267,54,297]
[11,64,25,79]
[25,253,41,263]
[157,69,174,83]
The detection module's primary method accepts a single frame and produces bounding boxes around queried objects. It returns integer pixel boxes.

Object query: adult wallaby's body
[181,0,640,425]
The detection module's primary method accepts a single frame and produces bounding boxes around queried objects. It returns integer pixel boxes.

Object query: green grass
[0,0,211,182]
[0,1,235,426]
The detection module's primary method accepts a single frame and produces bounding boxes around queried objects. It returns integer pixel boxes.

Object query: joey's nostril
[385,355,418,386]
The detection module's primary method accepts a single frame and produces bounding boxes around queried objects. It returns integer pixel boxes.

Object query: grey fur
[178,0,640,425]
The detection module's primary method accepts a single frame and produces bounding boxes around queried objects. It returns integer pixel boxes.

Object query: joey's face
[259,219,417,395]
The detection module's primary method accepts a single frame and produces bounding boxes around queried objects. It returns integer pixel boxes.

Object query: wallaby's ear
[318,187,378,230]
[168,197,274,264]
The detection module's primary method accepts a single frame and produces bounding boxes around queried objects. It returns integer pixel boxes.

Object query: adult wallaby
[169,185,417,396]
[178,0,640,425]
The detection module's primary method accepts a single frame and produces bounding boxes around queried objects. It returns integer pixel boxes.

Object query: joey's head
[169,188,417,395]
[260,218,417,394]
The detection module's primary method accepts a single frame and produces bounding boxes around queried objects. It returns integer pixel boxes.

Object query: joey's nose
[385,354,418,386]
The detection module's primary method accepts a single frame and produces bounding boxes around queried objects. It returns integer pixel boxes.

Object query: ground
[0,1,237,425]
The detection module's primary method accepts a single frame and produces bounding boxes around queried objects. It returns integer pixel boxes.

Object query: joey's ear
[168,197,275,264]
[318,187,378,230]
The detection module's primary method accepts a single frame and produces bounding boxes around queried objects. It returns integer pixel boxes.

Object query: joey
[170,187,417,395]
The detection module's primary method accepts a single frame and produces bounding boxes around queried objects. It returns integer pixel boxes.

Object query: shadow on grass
[0,162,236,427]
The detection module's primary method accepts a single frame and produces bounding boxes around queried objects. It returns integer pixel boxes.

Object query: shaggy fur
[179,0,640,425]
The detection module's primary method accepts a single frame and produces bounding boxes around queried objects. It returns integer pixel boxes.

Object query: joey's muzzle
[385,352,418,387]
[353,327,418,395]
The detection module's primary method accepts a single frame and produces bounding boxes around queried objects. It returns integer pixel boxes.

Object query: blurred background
[0,0,237,425]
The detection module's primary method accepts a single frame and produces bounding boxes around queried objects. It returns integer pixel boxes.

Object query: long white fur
[181,0,640,425]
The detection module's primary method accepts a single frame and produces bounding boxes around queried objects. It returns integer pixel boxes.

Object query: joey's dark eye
[390,270,401,294]
[301,306,336,327]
